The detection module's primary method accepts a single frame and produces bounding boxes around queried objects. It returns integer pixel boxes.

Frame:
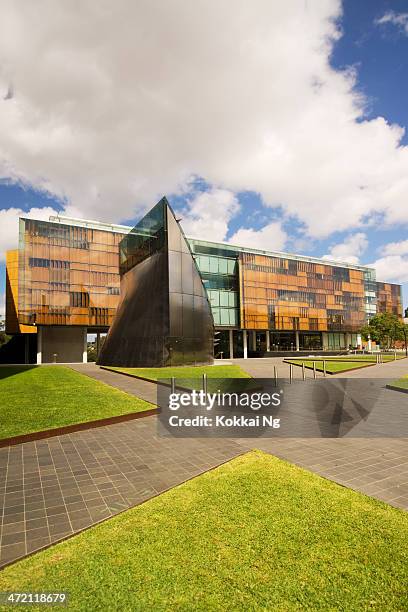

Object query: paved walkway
[69,363,159,405]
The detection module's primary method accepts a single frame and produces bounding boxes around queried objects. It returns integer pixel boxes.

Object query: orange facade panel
[5,250,37,335]
[16,219,127,328]
[239,252,366,332]
[376,282,402,318]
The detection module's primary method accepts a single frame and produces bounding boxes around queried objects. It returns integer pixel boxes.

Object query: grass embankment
[295,355,405,362]
[103,364,253,390]
[284,359,374,374]
[0,366,153,440]
[104,365,250,381]
[0,451,407,611]
[386,374,408,393]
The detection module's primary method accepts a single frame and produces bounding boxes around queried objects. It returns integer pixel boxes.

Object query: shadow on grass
[0,365,39,381]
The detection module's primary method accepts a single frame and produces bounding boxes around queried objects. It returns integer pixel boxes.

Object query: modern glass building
[3,198,403,364]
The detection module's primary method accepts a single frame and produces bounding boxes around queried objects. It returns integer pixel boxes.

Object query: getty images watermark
[158,377,407,438]
[168,389,282,428]
[161,387,282,434]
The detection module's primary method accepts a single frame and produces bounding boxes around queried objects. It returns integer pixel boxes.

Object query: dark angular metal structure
[97,197,214,366]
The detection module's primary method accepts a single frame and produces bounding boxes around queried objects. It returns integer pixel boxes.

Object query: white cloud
[178,189,239,242]
[370,255,408,284]
[0,206,59,260]
[380,239,408,257]
[375,11,408,35]
[228,222,287,251]
[322,232,368,264]
[0,2,407,237]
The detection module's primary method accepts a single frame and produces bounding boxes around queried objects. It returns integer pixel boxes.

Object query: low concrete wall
[41,326,85,363]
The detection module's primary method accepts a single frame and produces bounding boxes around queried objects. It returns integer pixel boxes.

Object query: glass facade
[17,218,126,328]
[189,239,239,327]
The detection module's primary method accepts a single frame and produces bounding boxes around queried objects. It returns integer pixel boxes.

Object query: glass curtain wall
[188,240,239,327]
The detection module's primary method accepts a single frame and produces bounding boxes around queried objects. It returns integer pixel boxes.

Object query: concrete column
[36,326,42,364]
[83,329,88,363]
[367,334,372,352]
[295,330,300,351]
[345,333,351,349]
[266,331,270,352]
[96,331,101,357]
[251,331,256,351]
[229,329,234,359]
[243,330,248,359]
[357,334,362,349]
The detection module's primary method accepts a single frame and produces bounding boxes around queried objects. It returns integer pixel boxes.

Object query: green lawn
[103,364,250,381]
[387,375,408,391]
[284,359,374,374]
[290,355,405,363]
[103,364,254,391]
[0,366,153,440]
[1,451,407,611]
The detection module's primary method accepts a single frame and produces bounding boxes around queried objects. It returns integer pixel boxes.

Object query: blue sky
[1,0,408,312]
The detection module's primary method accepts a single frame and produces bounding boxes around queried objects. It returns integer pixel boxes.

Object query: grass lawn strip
[386,374,408,393]
[102,364,255,391]
[0,450,407,611]
[0,366,153,440]
[287,355,406,362]
[103,364,251,380]
[284,359,374,374]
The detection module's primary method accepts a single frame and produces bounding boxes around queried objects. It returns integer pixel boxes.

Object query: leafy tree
[360,312,403,349]
[0,318,11,348]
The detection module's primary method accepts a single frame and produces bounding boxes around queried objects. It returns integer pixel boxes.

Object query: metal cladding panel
[98,197,214,367]
[97,250,169,366]
[166,206,214,366]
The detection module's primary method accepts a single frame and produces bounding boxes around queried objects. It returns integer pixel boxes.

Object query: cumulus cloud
[375,11,408,35]
[0,1,407,239]
[380,239,408,257]
[322,232,368,264]
[228,222,287,251]
[0,206,59,260]
[370,255,408,284]
[178,189,239,242]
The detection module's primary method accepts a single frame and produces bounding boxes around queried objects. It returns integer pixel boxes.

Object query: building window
[70,292,90,307]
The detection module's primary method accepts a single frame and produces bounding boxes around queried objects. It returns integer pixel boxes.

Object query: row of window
[207,290,238,308]
[243,254,353,281]
[212,308,238,326]
[195,255,237,276]
[29,258,70,269]
[201,274,238,291]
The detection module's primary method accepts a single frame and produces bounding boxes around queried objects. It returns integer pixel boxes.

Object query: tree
[360,312,403,350]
